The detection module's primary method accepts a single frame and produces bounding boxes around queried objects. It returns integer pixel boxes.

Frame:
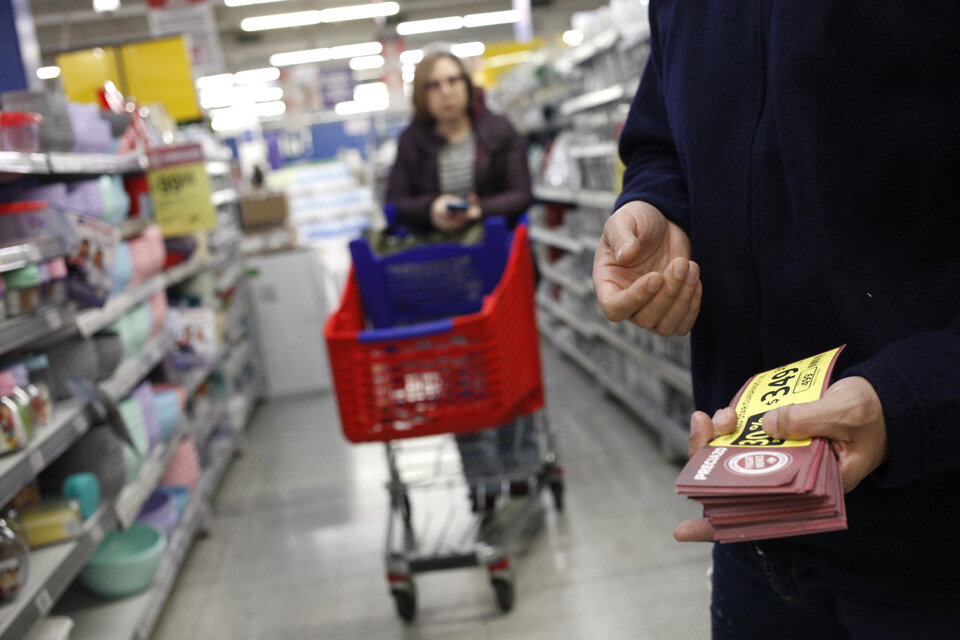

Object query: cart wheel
[492,578,515,613]
[549,477,565,512]
[392,587,417,622]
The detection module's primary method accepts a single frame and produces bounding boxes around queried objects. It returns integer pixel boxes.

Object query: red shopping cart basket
[325,224,544,443]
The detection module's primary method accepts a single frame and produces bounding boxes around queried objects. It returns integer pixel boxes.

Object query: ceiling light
[201,86,285,110]
[463,10,520,28]
[234,67,281,84]
[196,73,236,90]
[241,10,322,32]
[318,2,399,23]
[399,49,424,65]
[354,82,388,100]
[562,30,584,46]
[93,0,120,13]
[36,66,61,80]
[270,48,330,66]
[396,16,463,36]
[225,0,289,6]
[335,98,390,116]
[350,55,385,71]
[270,42,382,67]
[329,42,383,59]
[451,42,485,58]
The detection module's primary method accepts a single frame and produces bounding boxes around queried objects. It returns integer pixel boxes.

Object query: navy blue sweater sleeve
[843,320,960,487]
[615,12,690,232]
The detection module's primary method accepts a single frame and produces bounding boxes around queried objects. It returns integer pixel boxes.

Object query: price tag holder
[34,588,53,616]
[147,144,216,237]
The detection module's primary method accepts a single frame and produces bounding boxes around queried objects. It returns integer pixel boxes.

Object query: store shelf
[0,306,72,357]
[113,421,189,529]
[529,225,584,254]
[210,189,238,208]
[533,185,579,205]
[559,83,628,117]
[556,27,621,71]
[0,151,50,176]
[75,254,211,338]
[0,502,116,640]
[192,402,228,450]
[100,334,175,403]
[578,189,619,211]
[61,433,237,640]
[119,218,150,241]
[46,153,146,175]
[540,263,593,297]
[537,293,692,397]
[538,321,688,458]
[0,400,88,508]
[0,237,66,274]
[240,227,294,255]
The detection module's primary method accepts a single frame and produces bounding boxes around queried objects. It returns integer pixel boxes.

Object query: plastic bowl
[79,523,165,599]
[157,486,191,520]
[0,112,43,152]
[136,490,177,538]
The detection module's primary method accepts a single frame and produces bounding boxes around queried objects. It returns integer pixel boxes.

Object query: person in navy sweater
[594,2,960,637]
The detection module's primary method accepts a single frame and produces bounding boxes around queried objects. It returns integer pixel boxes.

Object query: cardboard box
[239,191,289,231]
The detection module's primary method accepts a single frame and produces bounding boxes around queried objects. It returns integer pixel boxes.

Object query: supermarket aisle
[152,342,711,640]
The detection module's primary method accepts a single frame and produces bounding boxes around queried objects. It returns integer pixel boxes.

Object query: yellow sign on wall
[146,144,216,237]
[57,47,123,105]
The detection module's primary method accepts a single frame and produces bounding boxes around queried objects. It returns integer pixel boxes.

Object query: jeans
[456,414,539,503]
[712,541,960,640]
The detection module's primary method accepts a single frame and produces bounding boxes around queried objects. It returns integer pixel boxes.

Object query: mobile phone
[446,199,469,212]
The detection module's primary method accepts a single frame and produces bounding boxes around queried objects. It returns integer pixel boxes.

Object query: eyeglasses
[425,75,465,92]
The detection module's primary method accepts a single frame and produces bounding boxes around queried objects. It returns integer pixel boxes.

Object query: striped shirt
[438,131,475,198]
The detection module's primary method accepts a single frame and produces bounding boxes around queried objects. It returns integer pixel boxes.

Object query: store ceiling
[28,0,606,72]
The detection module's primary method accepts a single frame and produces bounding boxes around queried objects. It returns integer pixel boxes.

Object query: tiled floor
[152,342,712,640]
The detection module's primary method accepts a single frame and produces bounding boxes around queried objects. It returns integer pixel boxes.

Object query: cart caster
[549,469,565,512]
[390,579,417,622]
[492,577,515,612]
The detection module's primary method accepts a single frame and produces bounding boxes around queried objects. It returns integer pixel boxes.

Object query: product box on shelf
[63,212,120,307]
[239,191,289,231]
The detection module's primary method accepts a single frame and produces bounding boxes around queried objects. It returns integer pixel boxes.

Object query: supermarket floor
[152,342,711,640]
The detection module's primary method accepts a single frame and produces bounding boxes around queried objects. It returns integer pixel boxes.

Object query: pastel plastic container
[0,112,42,152]
[160,436,200,490]
[156,486,190,520]
[136,490,177,539]
[79,524,165,599]
[0,201,62,244]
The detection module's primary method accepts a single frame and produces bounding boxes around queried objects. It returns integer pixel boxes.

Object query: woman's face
[425,57,469,125]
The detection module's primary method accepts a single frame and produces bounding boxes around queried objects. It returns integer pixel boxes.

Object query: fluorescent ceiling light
[562,29,584,46]
[330,41,383,59]
[36,66,61,80]
[354,82,388,100]
[241,10,322,31]
[396,16,463,36]
[399,49,424,65]
[335,98,389,116]
[200,86,284,110]
[234,67,280,84]
[270,41,382,67]
[210,100,286,132]
[318,2,399,23]
[225,0,288,6]
[93,0,120,13]
[451,41,485,58]
[463,10,520,28]
[350,55,385,71]
[196,73,235,90]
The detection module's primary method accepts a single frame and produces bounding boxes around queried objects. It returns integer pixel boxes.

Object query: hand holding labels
[675,347,849,543]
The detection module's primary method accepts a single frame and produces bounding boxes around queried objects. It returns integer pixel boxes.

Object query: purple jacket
[385,110,532,231]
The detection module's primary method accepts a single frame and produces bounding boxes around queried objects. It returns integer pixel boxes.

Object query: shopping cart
[325,218,563,621]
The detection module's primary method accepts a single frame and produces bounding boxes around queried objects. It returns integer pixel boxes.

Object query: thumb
[762,389,851,442]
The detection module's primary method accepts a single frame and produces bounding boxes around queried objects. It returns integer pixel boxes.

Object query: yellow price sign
[147,144,216,237]
[710,346,844,448]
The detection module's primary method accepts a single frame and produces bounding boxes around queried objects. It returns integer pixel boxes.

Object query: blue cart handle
[358,318,455,343]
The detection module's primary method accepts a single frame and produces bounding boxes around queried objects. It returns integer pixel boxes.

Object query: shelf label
[34,589,53,615]
[90,522,105,545]
[147,144,216,237]
[28,450,45,474]
[42,307,63,331]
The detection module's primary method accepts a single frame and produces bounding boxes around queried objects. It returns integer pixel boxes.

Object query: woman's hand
[593,201,702,336]
[430,195,472,231]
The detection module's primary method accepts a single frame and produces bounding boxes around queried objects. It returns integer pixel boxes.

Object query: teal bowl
[79,523,166,599]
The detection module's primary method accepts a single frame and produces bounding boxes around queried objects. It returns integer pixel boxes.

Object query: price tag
[90,522,105,545]
[147,144,216,237]
[34,588,53,615]
[28,450,45,474]
[42,307,63,331]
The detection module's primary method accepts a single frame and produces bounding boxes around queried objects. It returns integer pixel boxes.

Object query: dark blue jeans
[712,542,960,639]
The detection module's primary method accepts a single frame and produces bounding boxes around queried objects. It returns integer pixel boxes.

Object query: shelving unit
[0,145,262,638]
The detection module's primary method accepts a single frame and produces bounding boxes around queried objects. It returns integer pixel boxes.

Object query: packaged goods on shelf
[238,191,288,232]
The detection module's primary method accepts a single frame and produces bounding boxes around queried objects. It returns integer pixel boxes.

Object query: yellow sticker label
[709,346,843,448]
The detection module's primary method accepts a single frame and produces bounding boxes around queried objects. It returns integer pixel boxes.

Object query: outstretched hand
[593,201,702,336]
